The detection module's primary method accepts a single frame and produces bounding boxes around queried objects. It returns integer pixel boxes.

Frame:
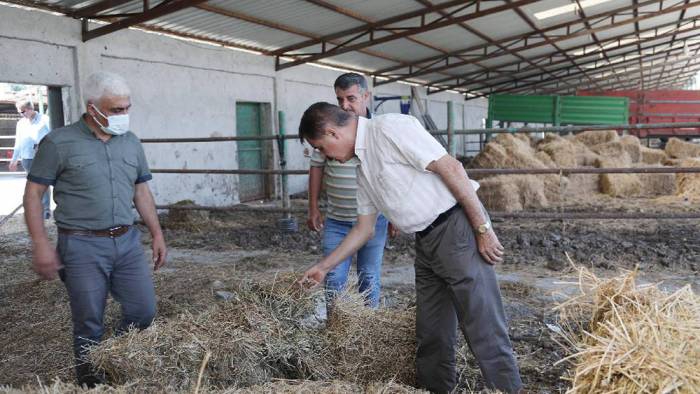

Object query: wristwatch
[476,222,491,235]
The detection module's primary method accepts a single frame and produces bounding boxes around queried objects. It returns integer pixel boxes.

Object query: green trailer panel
[488,95,555,125]
[559,96,629,125]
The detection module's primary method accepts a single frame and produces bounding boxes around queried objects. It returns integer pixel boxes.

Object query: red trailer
[577,90,700,138]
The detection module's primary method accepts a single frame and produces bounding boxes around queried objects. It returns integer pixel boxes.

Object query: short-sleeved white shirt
[354,114,479,233]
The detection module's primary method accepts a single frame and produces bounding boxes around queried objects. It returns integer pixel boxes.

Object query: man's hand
[388,222,400,238]
[298,263,329,289]
[476,229,504,265]
[152,235,167,271]
[9,161,18,172]
[32,242,61,280]
[307,207,324,232]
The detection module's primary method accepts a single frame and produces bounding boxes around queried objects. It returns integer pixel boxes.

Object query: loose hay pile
[553,266,700,393]
[90,273,330,390]
[85,275,424,392]
[326,292,416,384]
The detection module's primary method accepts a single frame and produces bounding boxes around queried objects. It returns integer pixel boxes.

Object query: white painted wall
[0,4,488,205]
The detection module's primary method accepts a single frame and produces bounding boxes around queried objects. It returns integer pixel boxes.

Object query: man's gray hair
[15,98,34,110]
[334,72,368,93]
[84,71,131,104]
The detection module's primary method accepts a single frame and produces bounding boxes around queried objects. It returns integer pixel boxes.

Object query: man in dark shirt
[23,71,166,387]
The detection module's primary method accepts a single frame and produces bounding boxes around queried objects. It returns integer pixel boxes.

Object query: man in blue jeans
[307,73,396,308]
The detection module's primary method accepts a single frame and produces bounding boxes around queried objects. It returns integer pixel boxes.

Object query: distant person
[298,103,522,393]
[9,99,51,219]
[307,73,396,309]
[23,72,166,387]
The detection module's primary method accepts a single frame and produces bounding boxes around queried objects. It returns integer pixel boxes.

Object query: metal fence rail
[140,121,700,144]
[150,167,700,176]
[156,204,700,220]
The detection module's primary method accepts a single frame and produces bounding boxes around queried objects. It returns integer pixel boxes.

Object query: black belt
[417,204,459,238]
[58,225,130,238]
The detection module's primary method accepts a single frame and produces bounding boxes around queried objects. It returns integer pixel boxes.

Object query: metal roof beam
[655,0,691,89]
[82,0,208,41]
[429,17,700,94]
[72,0,134,18]
[374,0,698,86]
[374,0,665,77]
[487,44,700,96]
[274,0,539,71]
[417,0,579,94]
[436,16,700,89]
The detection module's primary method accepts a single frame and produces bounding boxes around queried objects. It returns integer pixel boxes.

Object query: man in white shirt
[298,102,522,393]
[10,99,51,219]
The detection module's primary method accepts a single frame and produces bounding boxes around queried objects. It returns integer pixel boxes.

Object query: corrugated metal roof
[6,0,699,97]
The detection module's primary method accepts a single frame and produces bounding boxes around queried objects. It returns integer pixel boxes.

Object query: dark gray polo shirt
[28,116,152,230]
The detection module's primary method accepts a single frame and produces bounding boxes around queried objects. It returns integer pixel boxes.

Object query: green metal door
[236,102,265,201]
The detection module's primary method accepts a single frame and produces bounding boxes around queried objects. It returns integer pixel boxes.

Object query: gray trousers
[414,208,522,393]
[57,227,156,365]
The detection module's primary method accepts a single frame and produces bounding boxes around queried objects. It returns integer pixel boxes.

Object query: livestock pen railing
[142,119,700,224]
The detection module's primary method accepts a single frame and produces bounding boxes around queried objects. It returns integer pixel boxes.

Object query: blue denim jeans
[323,214,388,308]
[22,158,50,217]
[57,227,156,366]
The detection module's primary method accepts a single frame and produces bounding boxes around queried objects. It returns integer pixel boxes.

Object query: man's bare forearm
[428,155,487,229]
[133,183,163,239]
[24,182,50,245]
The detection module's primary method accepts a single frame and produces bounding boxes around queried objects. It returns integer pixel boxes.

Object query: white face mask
[90,104,130,135]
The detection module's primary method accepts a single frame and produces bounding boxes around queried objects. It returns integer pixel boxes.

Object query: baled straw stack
[325,291,416,385]
[89,274,330,390]
[0,381,136,394]
[573,130,619,146]
[637,172,676,196]
[665,138,700,159]
[537,136,578,167]
[676,158,700,200]
[476,175,549,212]
[595,157,641,197]
[553,265,700,393]
[639,146,667,164]
[469,134,547,175]
[619,135,642,163]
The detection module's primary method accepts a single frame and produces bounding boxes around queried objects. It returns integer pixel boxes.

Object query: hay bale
[640,146,667,164]
[554,266,700,393]
[476,177,523,212]
[0,381,134,393]
[534,151,556,167]
[167,199,210,228]
[574,130,619,146]
[619,135,642,163]
[563,135,600,166]
[89,274,329,390]
[562,174,600,197]
[676,158,700,200]
[595,157,641,197]
[537,136,577,167]
[469,134,547,175]
[638,172,677,196]
[477,175,553,212]
[589,141,631,163]
[665,137,700,159]
[326,292,416,385]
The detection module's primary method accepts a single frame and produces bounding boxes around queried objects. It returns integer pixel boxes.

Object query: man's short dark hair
[299,102,352,143]
[334,72,368,92]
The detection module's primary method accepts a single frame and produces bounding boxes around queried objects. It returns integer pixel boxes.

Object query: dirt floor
[1,197,699,392]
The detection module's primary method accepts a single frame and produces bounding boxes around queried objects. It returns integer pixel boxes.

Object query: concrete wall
[0,4,487,205]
